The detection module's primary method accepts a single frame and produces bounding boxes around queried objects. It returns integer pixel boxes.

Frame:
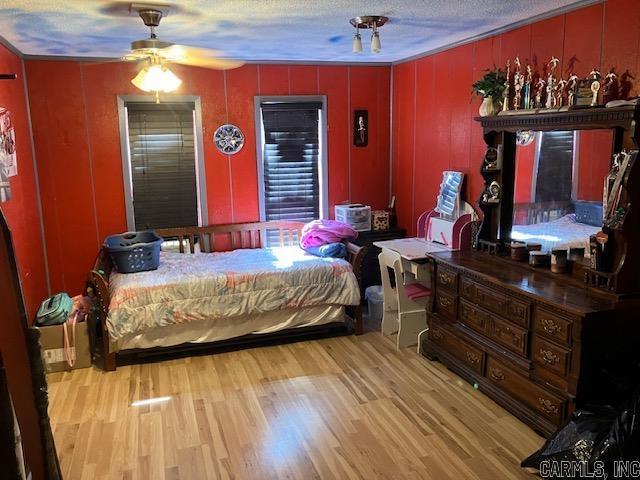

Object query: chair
[378,249,431,349]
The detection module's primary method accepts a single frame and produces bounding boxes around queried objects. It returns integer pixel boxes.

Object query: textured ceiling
[0,0,592,63]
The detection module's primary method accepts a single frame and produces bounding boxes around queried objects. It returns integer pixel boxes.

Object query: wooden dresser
[422,250,640,437]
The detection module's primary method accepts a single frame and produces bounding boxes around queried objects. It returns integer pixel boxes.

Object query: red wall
[0,45,48,319]
[24,61,390,294]
[0,44,47,480]
[392,0,640,235]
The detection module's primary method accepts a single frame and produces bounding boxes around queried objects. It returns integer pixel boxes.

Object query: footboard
[87,221,366,371]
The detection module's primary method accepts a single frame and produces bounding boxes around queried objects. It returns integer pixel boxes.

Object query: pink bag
[63,296,91,368]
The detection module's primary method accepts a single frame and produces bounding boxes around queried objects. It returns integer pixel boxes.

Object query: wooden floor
[47,321,543,479]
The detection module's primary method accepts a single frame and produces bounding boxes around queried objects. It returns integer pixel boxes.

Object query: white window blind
[126,102,199,230]
[260,101,323,223]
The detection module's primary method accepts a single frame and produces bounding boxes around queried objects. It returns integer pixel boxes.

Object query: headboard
[573,200,603,227]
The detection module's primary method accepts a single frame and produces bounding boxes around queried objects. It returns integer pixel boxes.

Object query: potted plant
[472,67,506,116]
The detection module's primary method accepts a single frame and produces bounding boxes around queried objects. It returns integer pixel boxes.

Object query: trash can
[365,285,384,322]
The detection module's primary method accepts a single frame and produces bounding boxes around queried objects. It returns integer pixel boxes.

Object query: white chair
[378,249,431,349]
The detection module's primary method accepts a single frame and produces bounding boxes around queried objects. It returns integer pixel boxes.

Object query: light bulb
[371,31,381,53]
[352,33,363,53]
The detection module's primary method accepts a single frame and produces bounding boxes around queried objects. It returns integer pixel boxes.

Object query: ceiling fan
[114,5,243,99]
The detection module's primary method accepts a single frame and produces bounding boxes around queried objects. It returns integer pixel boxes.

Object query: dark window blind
[260,102,322,223]
[126,102,198,230]
[535,131,575,203]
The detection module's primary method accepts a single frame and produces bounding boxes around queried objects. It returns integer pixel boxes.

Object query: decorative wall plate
[214,124,244,154]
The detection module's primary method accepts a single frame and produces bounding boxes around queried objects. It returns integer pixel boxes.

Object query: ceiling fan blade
[159,45,244,70]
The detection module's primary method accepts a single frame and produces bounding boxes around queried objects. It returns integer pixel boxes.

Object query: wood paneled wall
[392,0,640,235]
[24,62,390,294]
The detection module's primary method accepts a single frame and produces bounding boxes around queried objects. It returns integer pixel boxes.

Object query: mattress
[107,246,360,341]
[511,214,600,254]
[115,304,345,351]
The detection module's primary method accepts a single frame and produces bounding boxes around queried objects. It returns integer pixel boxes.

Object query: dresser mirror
[510,129,613,265]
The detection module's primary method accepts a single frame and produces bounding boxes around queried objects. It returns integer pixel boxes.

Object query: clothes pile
[299,219,358,259]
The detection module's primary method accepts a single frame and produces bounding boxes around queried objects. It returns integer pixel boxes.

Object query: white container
[365,285,384,322]
[335,204,371,231]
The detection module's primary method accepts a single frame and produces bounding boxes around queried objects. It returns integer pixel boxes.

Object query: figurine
[523,64,532,109]
[502,59,511,112]
[513,57,524,110]
[567,74,579,106]
[589,68,601,106]
[556,79,567,107]
[534,78,546,108]
[545,57,559,108]
[602,71,617,104]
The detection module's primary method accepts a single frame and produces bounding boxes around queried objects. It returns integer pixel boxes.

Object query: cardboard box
[39,322,91,373]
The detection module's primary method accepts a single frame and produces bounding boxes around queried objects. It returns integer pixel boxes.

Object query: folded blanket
[300,219,358,248]
[303,242,347,258]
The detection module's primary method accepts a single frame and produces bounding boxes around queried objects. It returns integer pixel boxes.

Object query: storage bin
[365,285,384,322]
[335,204,371,231]
[103,231,163,273]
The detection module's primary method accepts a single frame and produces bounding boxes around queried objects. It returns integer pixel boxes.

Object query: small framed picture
[353,110,368,147]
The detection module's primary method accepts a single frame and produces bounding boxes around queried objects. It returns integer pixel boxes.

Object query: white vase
[479,97,496,117]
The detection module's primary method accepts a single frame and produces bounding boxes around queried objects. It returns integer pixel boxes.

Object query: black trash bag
[521,406,617,478]
[591,388,640,478]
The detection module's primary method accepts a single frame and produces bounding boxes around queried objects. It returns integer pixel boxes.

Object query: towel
[300,220,358,248]
[303,242,347,258]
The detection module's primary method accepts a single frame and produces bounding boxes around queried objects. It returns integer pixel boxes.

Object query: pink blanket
[300,220,358,248]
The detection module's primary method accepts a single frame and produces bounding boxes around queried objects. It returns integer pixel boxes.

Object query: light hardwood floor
[47,325,543,479]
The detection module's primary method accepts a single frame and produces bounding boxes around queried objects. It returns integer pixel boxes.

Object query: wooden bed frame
[87,221,366,371]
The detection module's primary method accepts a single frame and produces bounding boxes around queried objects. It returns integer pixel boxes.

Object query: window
[255,97,328,225]
[118,97,207,231]
[533,131,577,203]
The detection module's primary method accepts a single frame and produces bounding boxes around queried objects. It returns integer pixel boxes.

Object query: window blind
[126,102,199,230]
[535,131,575,203]
[260,102,322,223]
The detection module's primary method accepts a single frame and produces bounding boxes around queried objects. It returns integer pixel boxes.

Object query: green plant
[472,67,507,103]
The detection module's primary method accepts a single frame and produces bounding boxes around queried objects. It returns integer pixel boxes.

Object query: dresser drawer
[460,277,530,328]
[428,325,485,374]
[435,290,457,320]
[459,299,491,335]
[436,266,458,292]
[532,337,570,378]
[533,308,572,346]
[489,316,528,357]
[486,357,565,424]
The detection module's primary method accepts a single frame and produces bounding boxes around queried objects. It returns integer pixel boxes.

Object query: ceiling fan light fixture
[131,63,182,94]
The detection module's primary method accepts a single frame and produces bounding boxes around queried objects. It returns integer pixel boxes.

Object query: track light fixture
[349,16,389,54]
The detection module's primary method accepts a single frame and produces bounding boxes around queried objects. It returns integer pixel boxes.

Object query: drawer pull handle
[538,398,559,416]
[542,318,561,335]
[438,272,452,285]
[431,330,443,340]
[540,349,560,365]
[466,351,480,365]
[439,296,452,308]
[495,326,521,345]
[489,368,505,381]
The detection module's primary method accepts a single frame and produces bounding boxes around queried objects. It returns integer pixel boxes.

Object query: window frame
[117,95,208,231]
[254,95,329,222]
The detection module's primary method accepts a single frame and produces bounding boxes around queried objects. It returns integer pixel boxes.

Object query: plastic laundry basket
[365,285,384,322]
[103,231,163,273]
